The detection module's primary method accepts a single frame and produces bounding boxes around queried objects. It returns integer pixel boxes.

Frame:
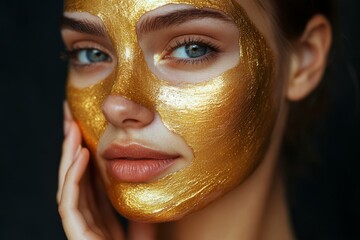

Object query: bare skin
[57,0,332,238]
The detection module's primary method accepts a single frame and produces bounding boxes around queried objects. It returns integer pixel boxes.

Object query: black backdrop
[0,1,359,239]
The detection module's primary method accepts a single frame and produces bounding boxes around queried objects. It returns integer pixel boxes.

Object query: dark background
[0,1,359,239]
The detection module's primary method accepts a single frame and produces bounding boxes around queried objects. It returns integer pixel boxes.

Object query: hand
[57,102,125,240]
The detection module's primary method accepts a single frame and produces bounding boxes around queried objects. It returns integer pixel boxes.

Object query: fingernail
[74,145,82,160]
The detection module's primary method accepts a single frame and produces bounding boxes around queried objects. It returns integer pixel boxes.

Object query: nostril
[102,95,155,129]
[122,119,140,125]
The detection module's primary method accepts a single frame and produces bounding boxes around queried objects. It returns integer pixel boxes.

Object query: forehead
[64,0,242,22]
[64,0,277,53]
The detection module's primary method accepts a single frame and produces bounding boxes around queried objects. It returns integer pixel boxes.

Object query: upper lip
[102,143,180,161]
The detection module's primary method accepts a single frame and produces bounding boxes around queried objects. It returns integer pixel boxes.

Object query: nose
[102,95,155,129]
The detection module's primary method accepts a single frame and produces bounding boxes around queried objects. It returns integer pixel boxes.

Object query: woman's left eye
[170,43,213,59]
[163,38,220,65]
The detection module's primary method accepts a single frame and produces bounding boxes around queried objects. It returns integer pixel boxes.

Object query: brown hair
[271,0,336,40]
[255,0,336,46]
[257,0,337,174]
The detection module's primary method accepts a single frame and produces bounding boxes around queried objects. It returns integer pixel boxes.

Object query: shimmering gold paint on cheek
[66,0,275,222]
[67,73,115,152]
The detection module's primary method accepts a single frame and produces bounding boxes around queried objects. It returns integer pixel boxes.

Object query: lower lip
[107,158,177,183]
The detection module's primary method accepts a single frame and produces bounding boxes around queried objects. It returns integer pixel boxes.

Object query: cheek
[156,59,277,197]
[66,74,115,153]
[160,69,276,157]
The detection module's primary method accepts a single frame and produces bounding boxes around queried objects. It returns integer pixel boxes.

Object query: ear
[287,15,332,101]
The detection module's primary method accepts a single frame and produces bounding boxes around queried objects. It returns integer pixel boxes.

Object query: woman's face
[62,0,282,222]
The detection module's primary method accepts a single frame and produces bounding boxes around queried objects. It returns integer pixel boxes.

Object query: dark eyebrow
[61,16,107,37]
[138,8,233,34]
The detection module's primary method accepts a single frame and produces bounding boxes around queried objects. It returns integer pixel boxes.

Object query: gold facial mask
[65,0,276,222]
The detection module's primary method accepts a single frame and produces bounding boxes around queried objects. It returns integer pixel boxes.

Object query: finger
[59,148,103,239]
[64,100,73,121]
[61,148,89,208]
[57,122,82,203]
[79,167,104,236]
[78,162,123,239]
[63,101,73,136]
[83,167,105,232]
[77,159,125,239]
[92,171,125,239]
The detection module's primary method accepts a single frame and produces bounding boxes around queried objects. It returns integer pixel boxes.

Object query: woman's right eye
[66,48,112,66]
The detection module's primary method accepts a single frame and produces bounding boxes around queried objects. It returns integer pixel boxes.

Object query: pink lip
[102,144,179,183]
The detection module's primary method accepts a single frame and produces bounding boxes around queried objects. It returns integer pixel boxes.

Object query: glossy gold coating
[66,0,276,222]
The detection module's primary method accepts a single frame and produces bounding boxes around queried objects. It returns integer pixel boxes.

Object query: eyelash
[61,47,112,68]
[61,37,220,69]
[164,37,221,65]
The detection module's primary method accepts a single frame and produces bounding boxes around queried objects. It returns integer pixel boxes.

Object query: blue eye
[171,43,212,59]
[164,37,221,66]
[78,49,110,63]
[67,48,111,65]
